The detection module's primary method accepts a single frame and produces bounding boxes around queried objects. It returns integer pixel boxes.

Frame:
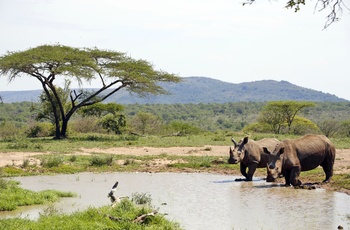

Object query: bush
[131,192,152,205]
[89,155,113,167]
[290,117,321,135]
[69,117,102,133]
[164,121,202,135]
[241,122,272,134]
[41,156,64,168]
[0,121,25,139]
[26,122,54,137]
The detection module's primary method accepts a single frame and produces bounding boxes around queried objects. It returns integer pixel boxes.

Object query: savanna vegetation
[0,45,180,139]
[1,99,350,228]
[1,44,349,228]
[1,101,350,138]
[0,179,181,229]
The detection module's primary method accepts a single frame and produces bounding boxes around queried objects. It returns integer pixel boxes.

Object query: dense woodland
[1,101,350,138]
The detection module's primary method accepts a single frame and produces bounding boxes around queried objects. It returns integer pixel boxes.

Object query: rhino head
[263,145,284,181]
[227,137,248,164]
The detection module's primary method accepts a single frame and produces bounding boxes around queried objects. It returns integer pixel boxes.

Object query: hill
[0,77,347,103]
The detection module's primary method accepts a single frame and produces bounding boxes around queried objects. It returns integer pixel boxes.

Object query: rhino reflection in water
[227,136,280,181]
[263,134,336,186]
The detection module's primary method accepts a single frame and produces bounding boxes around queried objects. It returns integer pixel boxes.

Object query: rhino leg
[290,166,302,186]
[284,170,291,186]
[245,163,258,181]
[321,163,333,183]
[240,163,248,179]
[321,155,334,183]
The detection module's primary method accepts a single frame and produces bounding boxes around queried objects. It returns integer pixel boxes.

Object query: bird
[108,181,119,203]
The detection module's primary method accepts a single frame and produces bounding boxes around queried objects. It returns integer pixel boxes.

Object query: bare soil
[1,146,349,193]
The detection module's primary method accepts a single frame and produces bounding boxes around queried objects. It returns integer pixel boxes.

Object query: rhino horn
[231,138,237,148]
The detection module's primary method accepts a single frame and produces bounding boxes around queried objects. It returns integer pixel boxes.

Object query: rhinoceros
[263,134,336,186]
[227,136,280,181]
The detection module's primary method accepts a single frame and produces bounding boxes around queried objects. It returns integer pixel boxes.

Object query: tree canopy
[0,45,181,139]
[258,101,315,133]
[244,0,347,28]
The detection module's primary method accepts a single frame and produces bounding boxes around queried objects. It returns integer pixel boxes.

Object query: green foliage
[80,102,124,117]
[242,122,272,134]
[258,101,315,134]
[26,122,54,138]
[290,116,321,135]
[33,85,71,124]
[0,121,23,139]
[338,120,350,137]
[0,45,180,139]
[130,112,163,135]
[164,121,202,135]
[132,192,152,205]
[0,199,182,230]
[4,138,43,151]
[99,113,126,134]
[89,155,113,167]
[3,101,350,138]
[124,102,261,132]
[0,179,75,211]
[40,156,64,168]
[286,0,305,12]
[69,116,102,133]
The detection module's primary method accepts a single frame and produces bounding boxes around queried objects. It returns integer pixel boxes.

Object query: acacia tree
[258,108,285,134]
[244,0,347,28]
[0,45,181,139]
[259,101,315,133]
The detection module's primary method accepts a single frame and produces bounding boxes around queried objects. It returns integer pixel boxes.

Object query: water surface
[2,172,350,230]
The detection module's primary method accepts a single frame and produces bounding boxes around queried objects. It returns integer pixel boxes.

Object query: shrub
[26,122,54,138]
[89,155,113,167]
[131,192,152,205]
[41,156,64,168]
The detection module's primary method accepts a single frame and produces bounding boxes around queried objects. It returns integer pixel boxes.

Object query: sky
[0,0,349,100]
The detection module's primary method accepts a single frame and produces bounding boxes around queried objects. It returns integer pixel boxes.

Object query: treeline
[1,101,350,138]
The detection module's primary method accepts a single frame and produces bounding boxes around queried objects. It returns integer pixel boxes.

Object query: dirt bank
[1,146,349,193]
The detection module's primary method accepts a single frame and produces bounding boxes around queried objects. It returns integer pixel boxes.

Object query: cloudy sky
[0,0,349,100]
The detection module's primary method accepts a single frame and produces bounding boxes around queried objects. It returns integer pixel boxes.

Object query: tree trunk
[60,118,69,138]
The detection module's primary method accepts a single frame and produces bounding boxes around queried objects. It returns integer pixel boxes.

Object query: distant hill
[0,77,347,103]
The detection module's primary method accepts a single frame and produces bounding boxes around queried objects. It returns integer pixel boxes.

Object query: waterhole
[1,172,349,230]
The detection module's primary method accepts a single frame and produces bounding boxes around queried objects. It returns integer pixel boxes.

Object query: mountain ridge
[0,77,346,103]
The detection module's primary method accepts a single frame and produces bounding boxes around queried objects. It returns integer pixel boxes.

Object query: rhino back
[254,138,280,167]
[288,135,335,171]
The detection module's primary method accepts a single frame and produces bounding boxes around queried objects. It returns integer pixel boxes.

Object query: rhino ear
[263,147,270,154]
[243,136,249,145]
[279,147,285,155]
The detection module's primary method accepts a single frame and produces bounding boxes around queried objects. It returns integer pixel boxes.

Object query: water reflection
[1,172,349,230]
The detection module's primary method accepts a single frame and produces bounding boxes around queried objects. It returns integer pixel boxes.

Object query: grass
[0,178,75,211]
[1,133,349,153]
[0,132,348,229]
[0,153,238,177]
[0,199,182,230]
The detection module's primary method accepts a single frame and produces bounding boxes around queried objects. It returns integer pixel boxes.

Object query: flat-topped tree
[0,45,181,139]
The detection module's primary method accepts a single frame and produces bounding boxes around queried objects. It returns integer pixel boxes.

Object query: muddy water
[2,172,350,230]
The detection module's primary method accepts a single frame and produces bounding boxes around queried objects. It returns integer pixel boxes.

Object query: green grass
[331,174,350,190]
[0,153,238,177]
[0,133,349,154]
[0,178,75,211]
[0,199,182,230]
